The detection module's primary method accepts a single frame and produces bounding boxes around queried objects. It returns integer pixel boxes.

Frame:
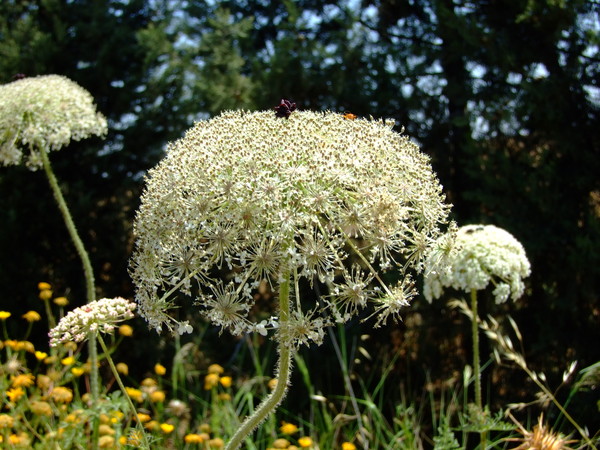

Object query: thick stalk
[225,273,292,450]
[470,289,486,449]
[40,146,99,449]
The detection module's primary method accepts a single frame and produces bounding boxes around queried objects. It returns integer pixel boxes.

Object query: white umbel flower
[131,109,452,340]
[424,224,531,304]
[0,74,107,169]
[49,297,136,347]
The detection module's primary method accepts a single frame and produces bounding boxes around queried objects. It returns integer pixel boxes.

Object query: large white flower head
[424,224,531,304]
[49,297,136,347]
[131,109,452,346]
[0,74,107,169]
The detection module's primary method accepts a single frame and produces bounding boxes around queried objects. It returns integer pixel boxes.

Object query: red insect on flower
[343,112,357,120]
[274,99,297,118]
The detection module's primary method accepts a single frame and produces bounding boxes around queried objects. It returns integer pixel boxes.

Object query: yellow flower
[0,311,11,320]
[341,443,356,450]
[208,438,225,448]
[50,386,73,403]
[298,436,313,448]
[199,423,211,433]
[135,413,151,423]
[0,414,14,428]
[160,423,175,434]
[268,378,278,390]
[150,390,166,403]
[53,297,69,307]
[154,363,167,376]
[116,362,129,375]
[280,421,299,435]
[16,341,35,352]
[30,400,53,416]
[34,350,48,360]
[22,310,42,322]
[118,324,133,336]
[185,433,205,444]
[125,387,144,403]
[39,289,53,301]
[38,282,52,290]
[208,363,224,374]
[6,387,25,402]
[141,377,157,387]
[61,356,76,366]
[98,424,115,435]
[272,438,290,449]
[37,374,52,390]
[11,373,35,388]
[204,373,220,390]
[217,393,231,401]
[71,367,85,377]
[219,376,232,388]
[98,435,115,448]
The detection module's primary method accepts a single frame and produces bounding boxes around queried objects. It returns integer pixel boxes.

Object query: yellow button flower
[22,310,42,322]
[50,386,73,404]
[6,387,25,402]
[118,324,133,337]
[39,289,53,301]
[135,413,151,423]
[208,363,224,374]
[53,297,69,307]
[37,282,51,290]
[0,414,15,428]
[279,421,299,435]
[154,363,167,376]
[30,400,53,416]
[0,311,11,320]
[116,362,129,375]
[204,373,220,390]
[185,433,205,444]
[219,376,232,388]
[35,351,48,361]
[298,436,313,448]
[71,367,85,377]
[272,438,290,449]
[160,423,175,434]
[61,356,76,366]
[341,443,356,450]
[150,390,166,403]
[125,387,144,403]
[11,373,35,388]
[208,437,224,448]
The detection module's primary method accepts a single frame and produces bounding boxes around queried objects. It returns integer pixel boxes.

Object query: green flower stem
[225,273,293,450]
[39,146,100,449]
[39,146,95,305]
[470,289,486,449]
[97,334,151,449]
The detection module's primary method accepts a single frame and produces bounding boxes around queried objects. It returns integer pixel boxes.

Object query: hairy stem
[225,272,292,450]
[40,146,99,449]
[470,289,486,449]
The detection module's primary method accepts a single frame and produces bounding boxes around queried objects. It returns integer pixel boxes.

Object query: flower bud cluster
[424,224,531,303]
[131,110,451,344]
[0,75,107,169]
[49,297,136,347]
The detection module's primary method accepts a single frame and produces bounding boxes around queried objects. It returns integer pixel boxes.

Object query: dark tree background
[1,0,598,436]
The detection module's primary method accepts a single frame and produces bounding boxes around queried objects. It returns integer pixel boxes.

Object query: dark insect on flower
[343,112,357,120]
[274,99,297,118]
[12,73,26,81]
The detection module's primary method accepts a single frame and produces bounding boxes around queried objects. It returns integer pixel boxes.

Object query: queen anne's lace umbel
[424,224,531,304]
[49,298,136,347]
[0,75,107,169]
[131,110,452,344]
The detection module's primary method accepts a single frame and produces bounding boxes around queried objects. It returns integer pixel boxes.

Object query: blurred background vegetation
[1,0,599,440]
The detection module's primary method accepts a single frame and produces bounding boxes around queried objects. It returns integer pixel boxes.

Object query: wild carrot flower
[131,110,451,341]
[0,74,107,169]
[48,297,136,346]
[424,224,531,304]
